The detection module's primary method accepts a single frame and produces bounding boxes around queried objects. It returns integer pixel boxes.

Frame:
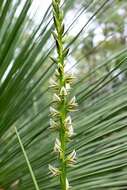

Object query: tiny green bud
[58,63,64,72]
[59,10,64,22]
[52,0,59,14]
[55,0,60,4]
[52,31,58,41]
[60,24,65,35]
[63,48,69,58]
[53,15,59,31]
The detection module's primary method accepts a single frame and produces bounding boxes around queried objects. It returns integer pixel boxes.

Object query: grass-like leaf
[14,126,40,190]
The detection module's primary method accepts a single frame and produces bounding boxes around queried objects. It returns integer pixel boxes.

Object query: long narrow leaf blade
[14,126,40,190]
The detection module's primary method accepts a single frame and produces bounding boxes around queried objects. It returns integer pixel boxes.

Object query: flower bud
[55,0,60,4]
[58,63,64,72]
[59,10,64,22]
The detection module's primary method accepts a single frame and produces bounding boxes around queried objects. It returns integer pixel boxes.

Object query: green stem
[52,0,69,189]
[58,8,67,190]
[60,124,66,190]
[59,44,67,190]
[59,96,67,189]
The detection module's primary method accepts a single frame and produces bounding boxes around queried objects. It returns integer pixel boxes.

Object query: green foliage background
[0,0,127,189]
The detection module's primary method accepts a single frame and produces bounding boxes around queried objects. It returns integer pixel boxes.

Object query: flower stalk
[49,0,78,189]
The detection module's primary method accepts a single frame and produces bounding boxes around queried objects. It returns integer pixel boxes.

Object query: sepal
[63,48,69,58]
[53,14,59,32]
[60,86,67,96]
[50,107,60,117]
[49,78,58,90]
[53,93,61,102]
[55,68,60,77]
[65,83,71,91]
[65,116,75,137]
[59,10,64,22]
[49,119,59,130]
[54,138,62,154]
[49,164,60,176]
[66,178,71,190]
[50,56,57,64]
[65,74,75,84]
[52,0,59,14]
[66,150,76,165]
[60,24,65,35]
[58,63,64,72]
[68,96,78,112]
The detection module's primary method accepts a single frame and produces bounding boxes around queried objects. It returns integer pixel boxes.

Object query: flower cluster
[49,0,78,189]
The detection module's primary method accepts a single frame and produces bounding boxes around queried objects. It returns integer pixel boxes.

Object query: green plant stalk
[58,9,67,190]
[14,127,40,190]
[60,102,67,189]
[49,0,77,189]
